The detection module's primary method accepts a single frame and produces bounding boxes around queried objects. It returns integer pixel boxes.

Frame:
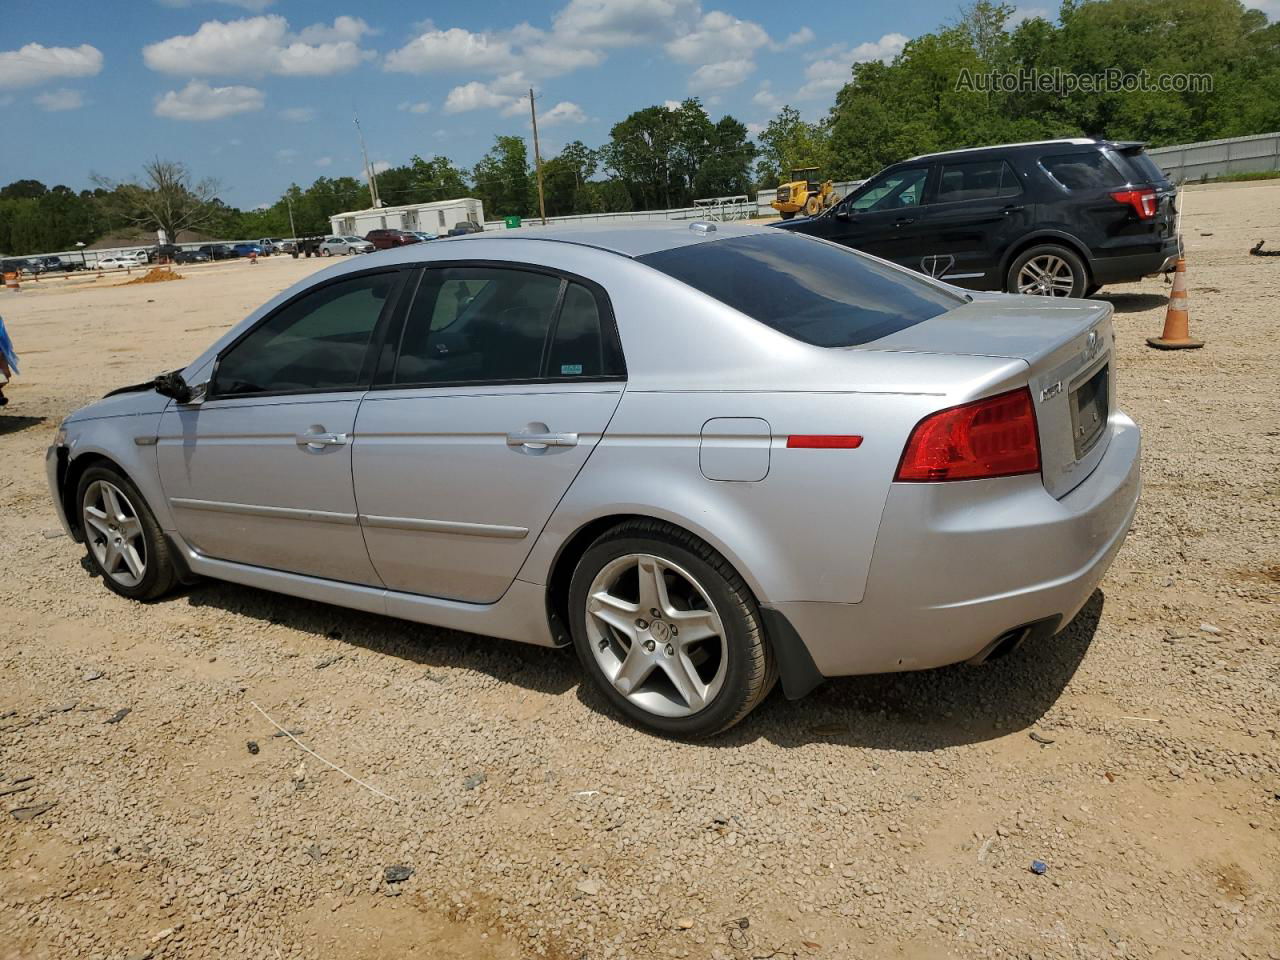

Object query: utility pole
[529,88,547,225]
[286,195,297,241]
[354,111,380,209]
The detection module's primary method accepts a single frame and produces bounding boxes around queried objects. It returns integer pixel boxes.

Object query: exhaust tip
[967,627,1031,666]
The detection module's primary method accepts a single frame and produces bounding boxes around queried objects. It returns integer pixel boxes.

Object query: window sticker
[560,363,583,375]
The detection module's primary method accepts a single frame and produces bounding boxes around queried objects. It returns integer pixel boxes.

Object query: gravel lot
[1,183,1278,960]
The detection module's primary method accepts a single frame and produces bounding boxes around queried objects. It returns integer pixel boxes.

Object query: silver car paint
[49,223,1141,679]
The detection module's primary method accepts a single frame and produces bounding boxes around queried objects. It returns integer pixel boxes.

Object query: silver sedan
[47,223,1140,737]
[318,236,375,256]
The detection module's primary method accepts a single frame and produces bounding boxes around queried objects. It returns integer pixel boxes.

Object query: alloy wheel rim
[1017,254,1076,297]
[584,553,728,719]
[83,480,147,588]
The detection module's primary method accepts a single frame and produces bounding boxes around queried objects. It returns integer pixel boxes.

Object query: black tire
[778,209,796,220]
[568,519,776,738]
[1005,243,1089,298]
[76,464,178,602]
[1084,283,1101,298]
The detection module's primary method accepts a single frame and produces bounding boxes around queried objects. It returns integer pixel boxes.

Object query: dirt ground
[1,184,1278,960]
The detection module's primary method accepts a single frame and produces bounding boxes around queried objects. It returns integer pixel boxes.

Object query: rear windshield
[636,232,963,347]
[1040,152,1127,191]
[1113,148,1170,187]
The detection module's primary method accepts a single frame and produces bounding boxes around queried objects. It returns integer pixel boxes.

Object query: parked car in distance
[774,138,1178,298]
[364,228,421,250]
[447,221,483,236]
[255,239,280,255]
[174,249,211,264]
[197,244,238,260]
[232,243,265,258]
[409,231,438,242]
[1,258,31,275]
[48,223,1141,737]
[37,256,66,272]
[319,236,375,256]
[94,256,131,270]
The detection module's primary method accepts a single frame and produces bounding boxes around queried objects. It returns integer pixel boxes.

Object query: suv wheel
[77,465,178,601]
[568,520,776,738]
[1007,244,1088,298]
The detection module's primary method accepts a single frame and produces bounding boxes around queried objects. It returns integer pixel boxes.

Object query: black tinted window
[1040,152,1126,191]
[215,272,395,395]
[848,167,929,212]
[547,283,616,378]
[937,159,1022,202]
[395,267,563,384]
[1114,148,1170,186]
[638,233,963,348]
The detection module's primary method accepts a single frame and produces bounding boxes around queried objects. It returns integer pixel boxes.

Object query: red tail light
[1110,187,1158,220]
[895,388,1041,482]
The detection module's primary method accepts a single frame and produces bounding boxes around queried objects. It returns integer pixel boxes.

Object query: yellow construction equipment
[771,167,838,219]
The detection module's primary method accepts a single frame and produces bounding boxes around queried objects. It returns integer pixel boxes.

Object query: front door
[920,157,1030,287]
[157,269,404,585]
[826,165,934,267]
[353,266,626,603]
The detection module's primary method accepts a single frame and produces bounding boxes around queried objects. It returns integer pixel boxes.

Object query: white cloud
[1006,7,1051,27]
[143,15,373,77]
[397,100,431,114]
[314,156,333,167]
[752,81,782,112]
[1243,0,1279,16]
[35,88,84,111]
[0,42,103,90]
[294,15,374,44]
[444,80,517,114]
[666,11,768,64]
[745,121,765,136]
[689,58,754,92]
[279,106,314,121]
[552,0,699,47]
[663,99,682,110]
[385,27,513,73]
[540,100,587,125]
[774,26,815,50]
[275,147,298,162]
[154,80,264,120]
[797,32,907,99]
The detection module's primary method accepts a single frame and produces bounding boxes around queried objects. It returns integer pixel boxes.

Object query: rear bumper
[767,411,1140,678]
[1090,238,1179,284]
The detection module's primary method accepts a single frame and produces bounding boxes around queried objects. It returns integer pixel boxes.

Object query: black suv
[774,138,1178,298]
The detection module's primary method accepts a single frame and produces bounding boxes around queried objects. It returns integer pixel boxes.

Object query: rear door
[920,157,1029,287]
[352,264,626,603]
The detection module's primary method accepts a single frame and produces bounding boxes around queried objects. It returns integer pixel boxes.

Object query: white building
[329,197,485,237]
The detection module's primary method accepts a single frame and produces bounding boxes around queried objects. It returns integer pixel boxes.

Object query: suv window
[1040,152,1126,191]
[848,167,929,213]
[214,272,397,396]
[936,159,1022,202]
[637,232,963,348]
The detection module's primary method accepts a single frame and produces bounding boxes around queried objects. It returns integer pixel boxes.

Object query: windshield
[637,232,963,347]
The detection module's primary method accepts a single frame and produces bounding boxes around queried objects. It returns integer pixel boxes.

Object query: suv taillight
[895,388,1041,482]
[1110,187,1158,219]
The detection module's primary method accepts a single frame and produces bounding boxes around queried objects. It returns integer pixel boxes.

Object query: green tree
[754,106,832,188]
[472,135,530,219]
[409,155,471,202]
[541,141,599,216]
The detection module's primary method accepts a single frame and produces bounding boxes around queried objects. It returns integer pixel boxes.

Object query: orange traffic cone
[1147,257,1203,350]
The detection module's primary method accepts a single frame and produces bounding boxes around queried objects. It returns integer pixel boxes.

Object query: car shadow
[0,414,46,437]
[170,575,1100,749]
[180,579,578,698]
[1096,292,1167,313]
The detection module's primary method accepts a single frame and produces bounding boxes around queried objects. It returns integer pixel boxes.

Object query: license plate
[1071,364,1109,459]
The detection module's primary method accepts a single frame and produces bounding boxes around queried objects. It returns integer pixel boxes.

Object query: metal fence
[1148,132,1280,183]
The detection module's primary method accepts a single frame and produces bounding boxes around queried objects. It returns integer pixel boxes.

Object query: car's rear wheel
[320,248,332,257]
[778,209,796,220]
[77,465,178,602]
[1007,244,1088,298]
[568,520,776,738]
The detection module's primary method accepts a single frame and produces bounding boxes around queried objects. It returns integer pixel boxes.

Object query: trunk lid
[865,293,1115,498]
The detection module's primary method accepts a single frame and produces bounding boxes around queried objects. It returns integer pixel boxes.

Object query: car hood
[64,385,169,424]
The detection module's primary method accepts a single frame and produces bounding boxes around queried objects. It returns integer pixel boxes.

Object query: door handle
[506,432,579,448]
[296,431,349,449]
[894,217,915,226]
[1002,205,1026,214]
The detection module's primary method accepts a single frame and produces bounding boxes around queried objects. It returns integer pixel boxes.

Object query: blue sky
[3,0,1216,209]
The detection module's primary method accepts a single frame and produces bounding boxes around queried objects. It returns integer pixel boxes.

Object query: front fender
[58,413,171,534]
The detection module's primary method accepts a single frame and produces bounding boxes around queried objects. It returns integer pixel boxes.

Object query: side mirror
[154,370,194,404]
[834,206,852,221]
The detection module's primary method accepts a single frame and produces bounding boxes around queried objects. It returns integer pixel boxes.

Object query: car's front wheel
[77,465,178,601]
[1006,244,1088,298]
[320,248,332,257]
[568,520,776,737]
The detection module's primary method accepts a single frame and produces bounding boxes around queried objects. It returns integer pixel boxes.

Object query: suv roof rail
[908,138,1099,161]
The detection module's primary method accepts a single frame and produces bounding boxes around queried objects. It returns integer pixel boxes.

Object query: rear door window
[1040,152,1127,192]
[638,232,963,348]
[936,159,1022,202]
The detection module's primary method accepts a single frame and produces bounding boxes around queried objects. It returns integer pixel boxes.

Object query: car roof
[443,220,770,258]
[906,138,1110,162]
